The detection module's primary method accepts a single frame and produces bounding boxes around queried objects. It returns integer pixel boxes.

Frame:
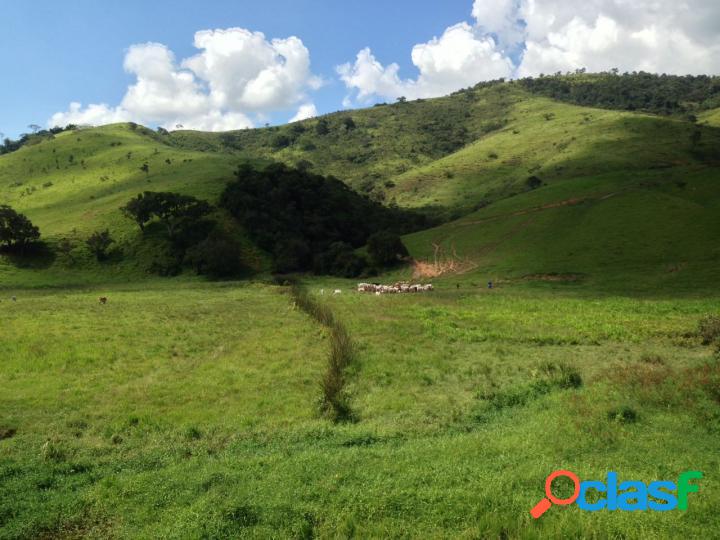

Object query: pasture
[1,278,718,538]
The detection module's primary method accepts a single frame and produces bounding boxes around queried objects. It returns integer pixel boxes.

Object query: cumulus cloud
[340,0,720,103]
[289,103,318,122]
[338,22,513,103]
[515,0,720,76]
[49,102,130,128]
[49,28,319,131]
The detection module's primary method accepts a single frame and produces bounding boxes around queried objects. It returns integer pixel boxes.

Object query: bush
[699,315,720,345]
[315,119,330,135]
[526,176,543,190]
[271,134,291,149]
[86,230,115,261]
[607,406,638,423]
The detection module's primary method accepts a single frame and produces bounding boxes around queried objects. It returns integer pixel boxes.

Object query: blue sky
[2,0,717,138]
[1,0,472,138]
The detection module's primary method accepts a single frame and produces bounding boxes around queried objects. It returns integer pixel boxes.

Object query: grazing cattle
[357,282,434,295]
[11,296,16,302]
[333,289,342,295]
[99,297,108,305]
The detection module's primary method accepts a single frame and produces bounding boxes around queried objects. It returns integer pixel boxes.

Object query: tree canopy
[0,205,40,249]
[121,191,212,237]
[220,163,424,275]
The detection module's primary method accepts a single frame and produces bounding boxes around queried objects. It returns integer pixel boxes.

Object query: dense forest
[517,71,720,116]
[220,163,428,275]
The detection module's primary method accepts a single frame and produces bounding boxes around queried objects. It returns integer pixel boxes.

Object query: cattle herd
[357,282,434,294]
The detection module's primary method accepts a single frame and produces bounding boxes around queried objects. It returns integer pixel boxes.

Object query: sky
[1,0,719,138]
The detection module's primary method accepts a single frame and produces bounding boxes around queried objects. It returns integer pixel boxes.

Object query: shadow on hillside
[0,242,56,270]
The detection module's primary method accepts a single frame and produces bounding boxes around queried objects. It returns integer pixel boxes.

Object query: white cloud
[49,28,319,131]
[516,0,720,76]
[340,0,720,103]
[471,0,525,51]
[49,102,130,128]
[338,22,513,103]
[289,103,318,122]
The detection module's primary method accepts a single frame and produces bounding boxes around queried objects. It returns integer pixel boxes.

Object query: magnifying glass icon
[530,470,580,519]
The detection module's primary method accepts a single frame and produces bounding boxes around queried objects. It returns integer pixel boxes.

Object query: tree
[366,231,409,267]
[86,230,114,261]
[0,205,40,249]
[56,237,75,263]
[271,134,291,149]
[342,117,356,130]
[120,192,212,238]
[121,192,157,231]
[315,118,330,135]
[28,124,41,134]
[185,228,245,278]
[396,96,407,103]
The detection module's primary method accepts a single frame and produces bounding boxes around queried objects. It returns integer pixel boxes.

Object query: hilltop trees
[0,205,40,250]
[518,72,720,116]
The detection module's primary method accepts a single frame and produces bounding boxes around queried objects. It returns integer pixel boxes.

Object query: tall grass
[290,282,356,421]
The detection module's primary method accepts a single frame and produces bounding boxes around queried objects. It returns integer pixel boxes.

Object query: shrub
[526,176,543,190]
[271,134,291,149]
[699,315,720,345]
[315,119,330,135]
[607,406,638,423]
[86,230,114,261]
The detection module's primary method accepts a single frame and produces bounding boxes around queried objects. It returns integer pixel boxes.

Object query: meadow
[1,278,718,538]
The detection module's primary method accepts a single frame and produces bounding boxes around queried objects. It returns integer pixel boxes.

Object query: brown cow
[99,297,108,305]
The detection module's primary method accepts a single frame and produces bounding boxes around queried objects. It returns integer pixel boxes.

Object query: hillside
[1,74,719,288]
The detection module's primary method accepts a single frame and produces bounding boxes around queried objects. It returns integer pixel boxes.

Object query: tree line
[517,71,720,116]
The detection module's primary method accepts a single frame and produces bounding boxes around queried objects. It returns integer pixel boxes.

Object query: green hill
[1,74,719,290]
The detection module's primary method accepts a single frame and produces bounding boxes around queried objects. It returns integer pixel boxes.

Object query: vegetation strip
[289,282,356,422]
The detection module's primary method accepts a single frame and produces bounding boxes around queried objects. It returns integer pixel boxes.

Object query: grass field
[1,278,718,538]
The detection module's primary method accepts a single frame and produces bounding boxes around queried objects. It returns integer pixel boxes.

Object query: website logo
[530,469,703,518]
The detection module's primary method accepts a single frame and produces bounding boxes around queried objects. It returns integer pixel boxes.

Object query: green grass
[1,280,718,538]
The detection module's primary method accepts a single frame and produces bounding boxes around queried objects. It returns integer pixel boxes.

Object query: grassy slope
[401,164,720,292]
[389,97,719,211]
[0,124,266,286]
[699,107,720,127]
[167,84,521,197]
[392,98,720,291]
